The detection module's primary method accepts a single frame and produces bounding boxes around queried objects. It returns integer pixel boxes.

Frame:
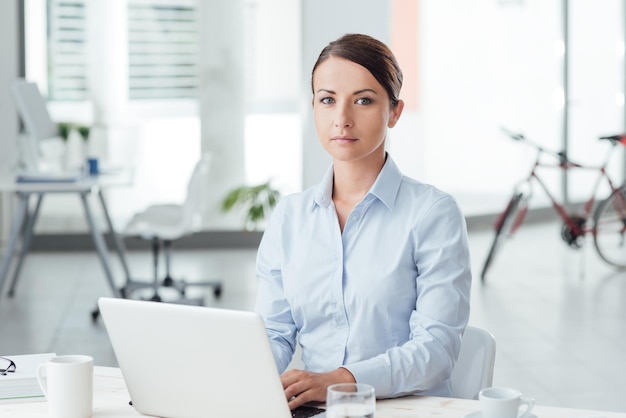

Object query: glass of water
[326,383,375,418]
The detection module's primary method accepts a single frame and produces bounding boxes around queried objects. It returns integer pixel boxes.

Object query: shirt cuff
[342,357,392,398]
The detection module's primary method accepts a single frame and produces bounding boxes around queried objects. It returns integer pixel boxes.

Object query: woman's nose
[334,103,353,128]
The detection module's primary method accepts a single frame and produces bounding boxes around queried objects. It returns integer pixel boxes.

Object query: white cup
[479,387,534,418]
[37,355,94,418]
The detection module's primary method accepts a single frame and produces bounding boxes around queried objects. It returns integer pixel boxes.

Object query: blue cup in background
[87,158,99,175]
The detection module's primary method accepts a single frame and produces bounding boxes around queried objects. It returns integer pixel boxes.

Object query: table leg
[95,189,156,299]
[7,193,44,297]
[79,191,122,298]
[96,189,132,281]
[0,194,29,298]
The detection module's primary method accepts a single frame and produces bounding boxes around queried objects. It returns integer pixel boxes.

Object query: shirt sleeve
[254,200,298,373]
[343,195,472,398]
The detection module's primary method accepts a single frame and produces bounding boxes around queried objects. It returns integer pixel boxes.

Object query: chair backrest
[181,153,213,232]
[11,80,60,172]
[450,325,496,400]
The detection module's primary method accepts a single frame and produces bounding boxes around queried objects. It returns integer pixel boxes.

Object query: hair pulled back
[311,33,403,108]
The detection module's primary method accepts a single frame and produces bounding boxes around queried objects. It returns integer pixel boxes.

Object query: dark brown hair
[311,33,403,107]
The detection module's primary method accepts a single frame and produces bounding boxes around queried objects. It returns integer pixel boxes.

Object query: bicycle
[480,128,626,283]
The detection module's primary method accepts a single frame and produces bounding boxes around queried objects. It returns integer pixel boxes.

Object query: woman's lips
[332,136,357,144]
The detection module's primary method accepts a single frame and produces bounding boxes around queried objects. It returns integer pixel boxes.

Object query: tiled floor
[1,221,625,413]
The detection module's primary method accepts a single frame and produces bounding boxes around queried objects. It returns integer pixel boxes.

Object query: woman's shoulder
[399,175,454,201]
[274,185,318,211]
[396,175,464,217]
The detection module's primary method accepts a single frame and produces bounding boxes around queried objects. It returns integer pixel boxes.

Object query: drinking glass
[326,383,375,418]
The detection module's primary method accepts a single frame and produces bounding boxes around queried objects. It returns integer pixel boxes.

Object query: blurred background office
[1,0,624,236]
[1,0,626,413]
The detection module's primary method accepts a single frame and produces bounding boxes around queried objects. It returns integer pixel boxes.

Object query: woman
[255,33,471,410]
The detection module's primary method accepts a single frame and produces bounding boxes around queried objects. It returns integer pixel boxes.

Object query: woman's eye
[356,97,372,105]
[320,97,334,105]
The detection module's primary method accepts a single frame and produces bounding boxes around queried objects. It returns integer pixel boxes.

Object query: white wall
[300,0,391,189]
[246,0,301,108]
[568,0,624,200]
[0,0,20,242]
[197,0,246,229]
[419,0,564,211]
[243,0,303,198]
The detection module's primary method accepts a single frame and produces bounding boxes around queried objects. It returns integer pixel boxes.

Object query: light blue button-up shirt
[255,155,471,398]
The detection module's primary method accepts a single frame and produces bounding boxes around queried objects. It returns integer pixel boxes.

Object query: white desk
[1,367,624,417]
[0,171,135,302]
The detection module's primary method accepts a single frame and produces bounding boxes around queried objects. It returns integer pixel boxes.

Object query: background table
[0,170,134,301]
[1,366,624,417]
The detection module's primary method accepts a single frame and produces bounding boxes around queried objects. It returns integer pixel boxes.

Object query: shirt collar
[313,154,403,211]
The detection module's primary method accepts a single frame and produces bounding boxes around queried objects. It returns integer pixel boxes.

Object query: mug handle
[36,363,48,398]
[517,396,535,418]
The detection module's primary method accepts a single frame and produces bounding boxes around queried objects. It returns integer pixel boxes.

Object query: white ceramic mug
[37,355,94,418]
[479,387,534,418]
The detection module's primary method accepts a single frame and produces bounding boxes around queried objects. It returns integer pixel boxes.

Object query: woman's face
[312,56,403,164]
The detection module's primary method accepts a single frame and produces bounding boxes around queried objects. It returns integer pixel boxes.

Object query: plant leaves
[220,181,281,229]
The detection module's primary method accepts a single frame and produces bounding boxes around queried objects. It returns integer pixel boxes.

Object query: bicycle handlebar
[500,127,525,142]
[599,133,626,146]
[500,127,626,157]
[500,127,593,167]
[500,126,563,158]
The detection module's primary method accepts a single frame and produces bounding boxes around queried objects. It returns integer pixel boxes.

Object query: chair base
[125,276,223,302]
[126,236,223,301]
[91,237,223,322]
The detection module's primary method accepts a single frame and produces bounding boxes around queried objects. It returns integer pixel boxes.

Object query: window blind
[128,0,199,100]
[47,0,88,101]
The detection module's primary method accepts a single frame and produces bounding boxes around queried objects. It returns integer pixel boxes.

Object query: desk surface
[1,367,624,417]
[0,168,133,193]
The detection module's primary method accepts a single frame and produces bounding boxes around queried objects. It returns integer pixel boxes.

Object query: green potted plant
[57,122,72,141]
[220,181,280,231]
[77,124,91,142]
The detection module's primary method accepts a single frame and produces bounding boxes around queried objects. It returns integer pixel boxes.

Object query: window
[38,0,200,103]
[47,0,87,101]
[128,0,199,100]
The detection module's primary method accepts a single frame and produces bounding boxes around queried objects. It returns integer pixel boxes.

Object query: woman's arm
[344,195,472,397]
[255,201,298,373]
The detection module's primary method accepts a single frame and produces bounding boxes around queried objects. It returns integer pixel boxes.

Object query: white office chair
[11,79,62,172]
[450,325,496,400]
[123,152,222,303]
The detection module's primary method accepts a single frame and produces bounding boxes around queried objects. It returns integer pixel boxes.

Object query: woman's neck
[332,152,386,205]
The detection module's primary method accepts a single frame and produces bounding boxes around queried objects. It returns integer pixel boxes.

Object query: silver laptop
[98,297,324,418]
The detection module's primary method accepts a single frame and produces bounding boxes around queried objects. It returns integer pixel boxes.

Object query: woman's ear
[387,100,405,128]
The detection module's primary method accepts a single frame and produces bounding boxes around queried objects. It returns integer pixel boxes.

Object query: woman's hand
[281,367,356,410]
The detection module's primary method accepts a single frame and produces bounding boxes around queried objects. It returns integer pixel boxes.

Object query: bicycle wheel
[480,192,528,283]
[593,186,626,268]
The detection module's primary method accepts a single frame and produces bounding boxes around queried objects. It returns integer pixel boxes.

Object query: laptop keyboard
[291,405,325,417]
